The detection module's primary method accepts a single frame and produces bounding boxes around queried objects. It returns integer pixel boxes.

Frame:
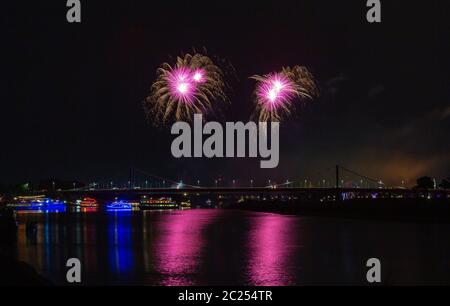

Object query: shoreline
[0,251,51,286]
[226,198,450,223]
[0,207,51,286]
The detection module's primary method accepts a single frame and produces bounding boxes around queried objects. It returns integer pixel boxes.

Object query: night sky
[2,1,449,187]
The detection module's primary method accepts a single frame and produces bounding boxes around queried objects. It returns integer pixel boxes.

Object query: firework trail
[144,53,227,126]
[250,65,319,122]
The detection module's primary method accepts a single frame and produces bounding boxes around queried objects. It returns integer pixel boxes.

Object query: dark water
[12,208,450,285]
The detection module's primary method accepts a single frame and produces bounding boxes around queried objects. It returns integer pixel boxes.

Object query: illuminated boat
[76,197,99,207]
[106,200,132,211]
[139,196,180,210]
[180,201,191,209]
[8,196,66,211]
[14,195,46,203]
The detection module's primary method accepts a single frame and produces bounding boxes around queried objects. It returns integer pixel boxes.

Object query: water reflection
[247,214,297,285]
[107,211,134,275]
[16,211,65,278]
[12,209,450,285]
[153,210,218,285]
[78,207,99,213]
[16,207,66,214]
[80,211,97,276]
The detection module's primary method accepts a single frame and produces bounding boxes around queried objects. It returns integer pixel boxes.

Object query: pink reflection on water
[247,214,297,285]
[154,210,218,285]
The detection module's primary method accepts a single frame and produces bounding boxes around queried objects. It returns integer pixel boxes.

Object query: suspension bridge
[57,165,448,202]
[67,165,387,191]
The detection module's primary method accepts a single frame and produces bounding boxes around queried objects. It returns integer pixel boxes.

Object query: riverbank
[0,207,51,285]
[0,252,51,285]
[226,198,450,223]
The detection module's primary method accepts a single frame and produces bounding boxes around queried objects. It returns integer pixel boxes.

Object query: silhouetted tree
[439,178,450,189]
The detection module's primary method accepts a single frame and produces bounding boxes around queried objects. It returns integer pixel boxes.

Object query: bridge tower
[129,167,134,189]
[335,164,339,189]
[335,164,342,202]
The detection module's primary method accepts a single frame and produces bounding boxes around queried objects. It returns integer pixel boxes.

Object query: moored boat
[7,196,66,211]
[139,196,179,210]
[106,200,132,211]
[76,197,99,208]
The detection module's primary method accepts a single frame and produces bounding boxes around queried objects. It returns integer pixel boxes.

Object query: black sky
[2,0,450,187]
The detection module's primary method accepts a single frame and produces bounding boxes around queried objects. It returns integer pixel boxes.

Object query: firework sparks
[250,65,319,122]
[192,68,205,83]
[167,67,196,103]
[144,53,227,126]
[255,72,296,109]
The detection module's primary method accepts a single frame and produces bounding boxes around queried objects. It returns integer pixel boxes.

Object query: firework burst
[144,53,227,126]
[250,65,319,122]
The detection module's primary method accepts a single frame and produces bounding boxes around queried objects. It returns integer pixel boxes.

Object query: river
[12,208,450,285]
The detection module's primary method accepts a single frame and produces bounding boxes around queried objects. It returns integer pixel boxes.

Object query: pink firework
[192,68,206,83]
[255,73,296,110]
[167,67,197,103]
[145,52,228,126]
[250,66,318,122]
